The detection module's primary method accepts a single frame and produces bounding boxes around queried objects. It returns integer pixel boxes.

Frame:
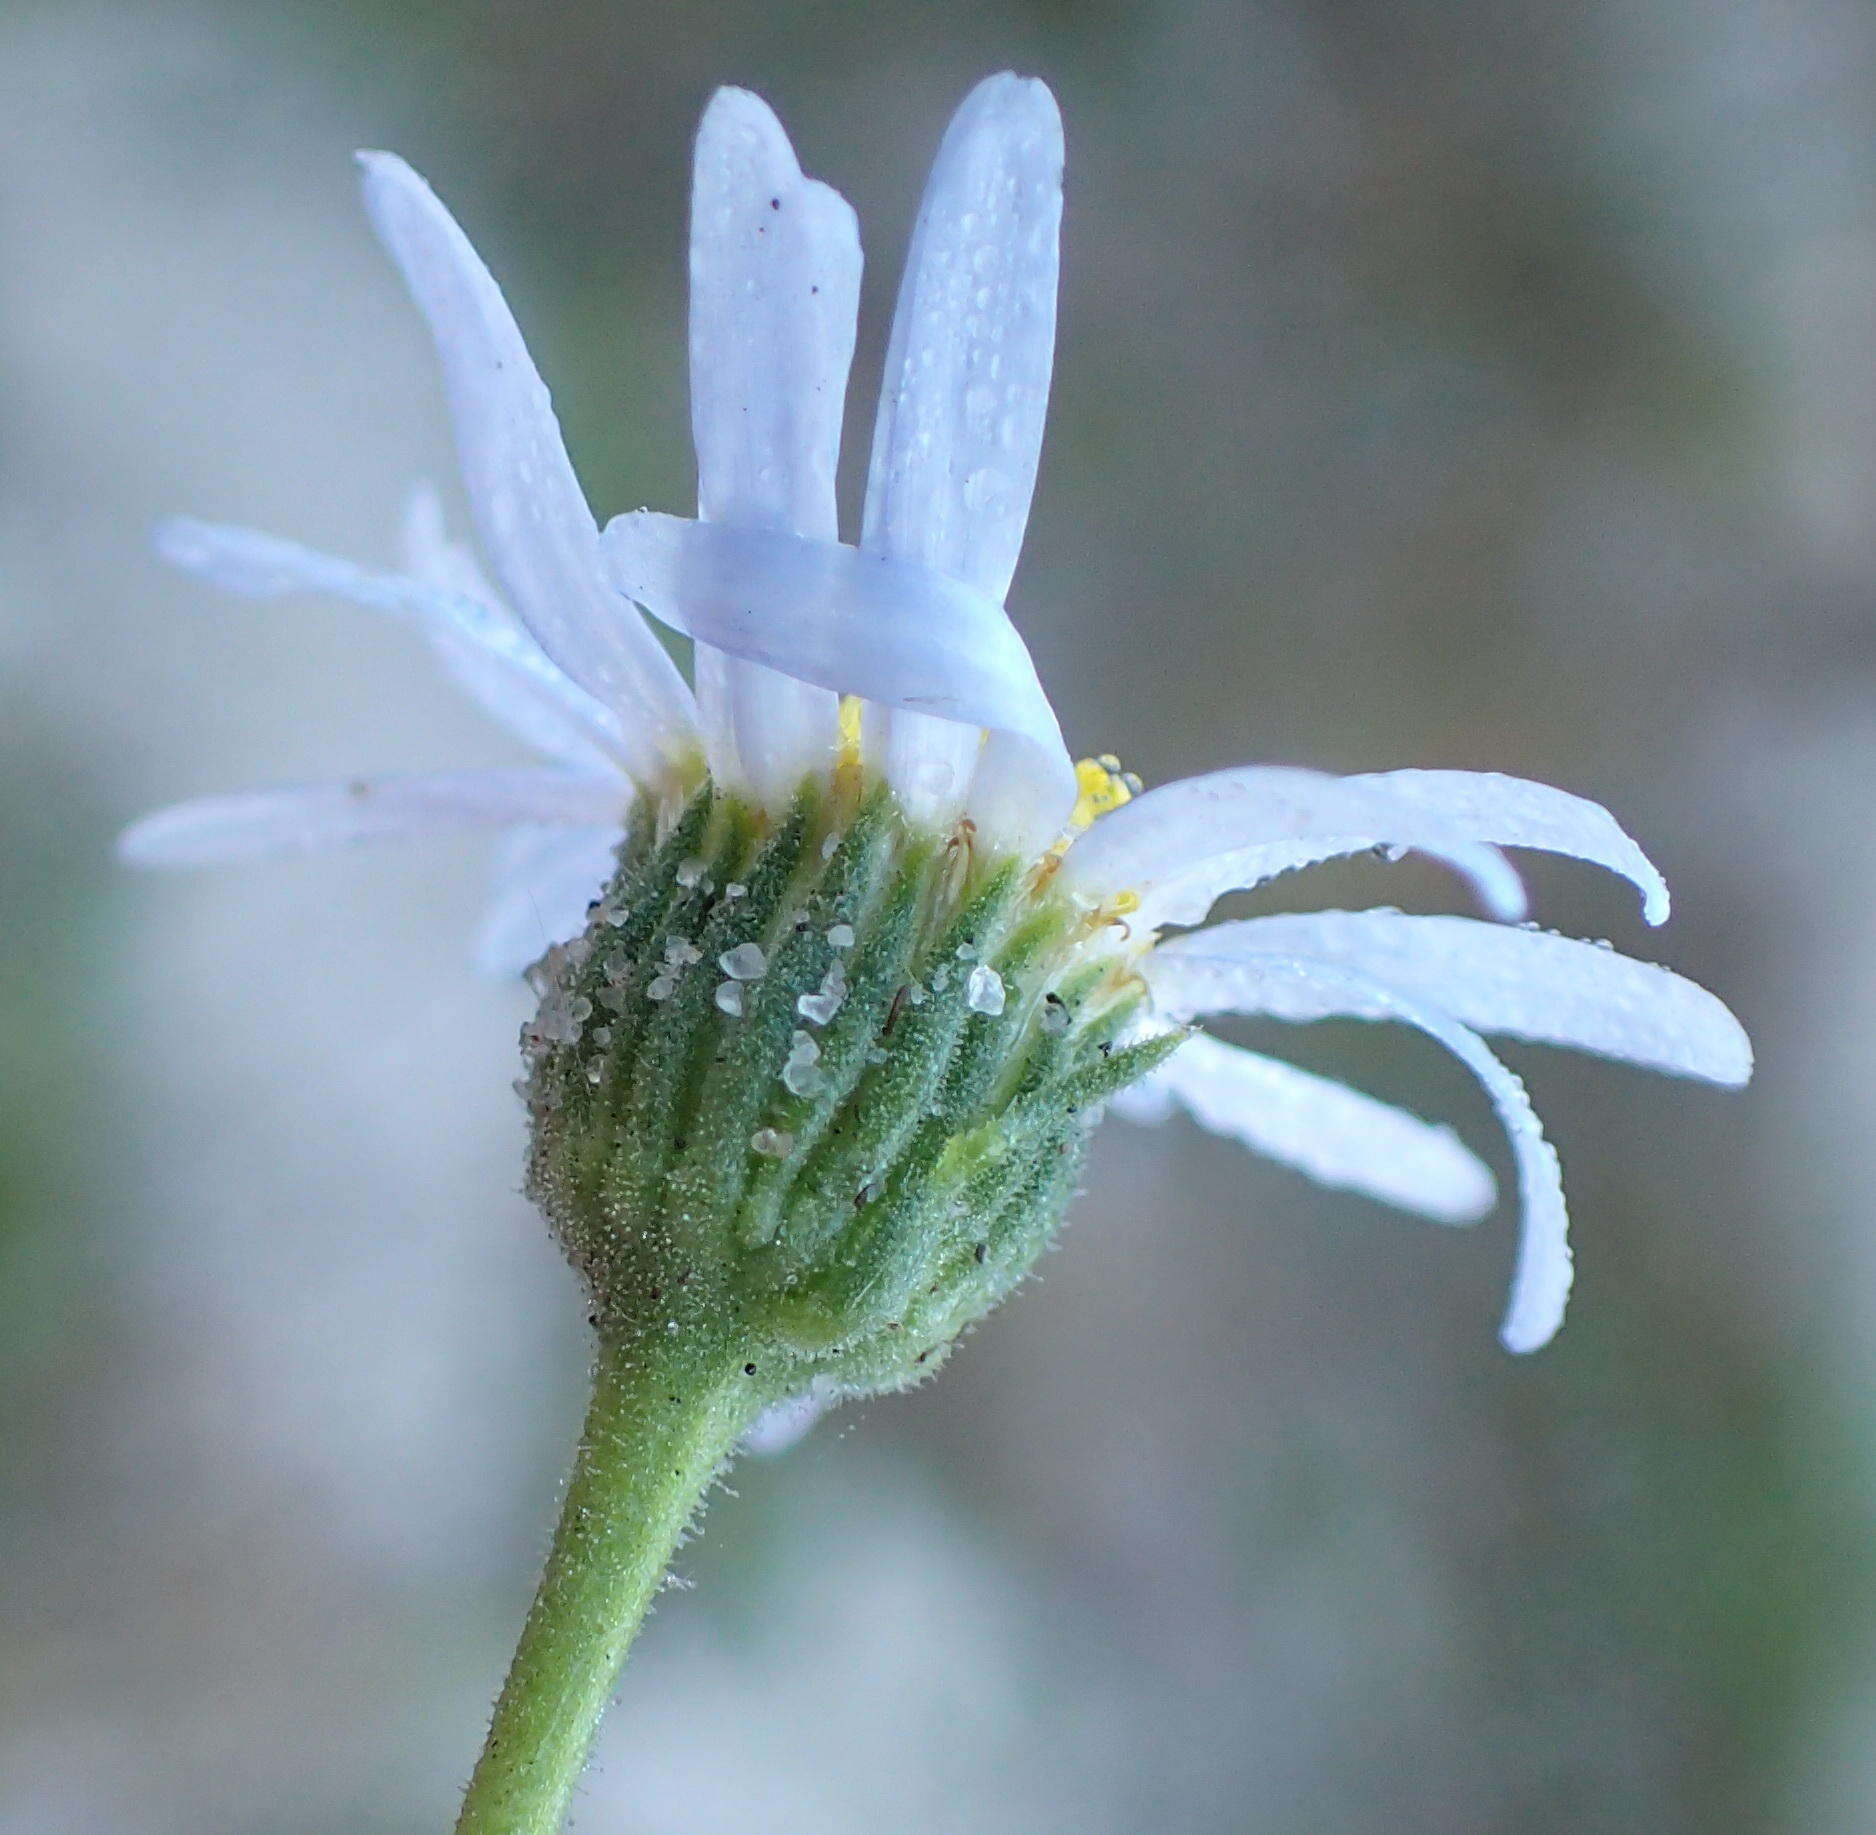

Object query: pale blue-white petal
[475,823,623,977]
[157,517,626,771]
[119,770,625,866]
[862,75,1065,833]
[601,514,1078,831]
[1139,950,1571,1352]
[356,152,698,782]
[1353,769,1670,925]
[1156,911,1751,1085]
[863,73,1061,606]
[1059,766,1528,929]
[688,88,859,804]
[395,486,617,772]
[1111,1030,1497,1224]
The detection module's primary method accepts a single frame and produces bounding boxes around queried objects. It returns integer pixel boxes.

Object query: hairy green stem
[454,1336,759,1835]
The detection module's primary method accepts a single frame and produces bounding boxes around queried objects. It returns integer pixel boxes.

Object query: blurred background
[2,0,1872,1829]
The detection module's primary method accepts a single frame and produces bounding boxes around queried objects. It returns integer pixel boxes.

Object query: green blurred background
[2,1,1871,1829]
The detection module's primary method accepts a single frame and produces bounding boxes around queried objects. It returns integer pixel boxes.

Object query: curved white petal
[1059,766,1528,930]
[475,823,622,977]
[356,152,698,782]
[1355,769,1670,925]
[1139,951,1571,1352]
[1112,1030,1497,1224]
[118,770,625,866]
[1156,912,1751,1085]
[601,514,1077,831]
[156,517,626,773]
[863,73,1061,605]
[862,74,1064,833]
[688,88,860,806]
[393,487,617,772]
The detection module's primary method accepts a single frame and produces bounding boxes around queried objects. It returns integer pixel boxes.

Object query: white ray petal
[601,514,1078,830]
[1139,949,1570,1353]
[864,73,1061,606]
[356,152,698,782]
[475,823,623,977]
[1355,769,1670,925]
[863,74,1064,830]
[1112,1030,1497,1224]
[688,88,859,805]
[1059,766,1528,929]
[118,770,625,866]
[393,486,616,772]
[156,518,626,773]
[1156,911,1751,1085]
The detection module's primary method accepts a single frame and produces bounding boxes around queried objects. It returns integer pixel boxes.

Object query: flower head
[122,75,1750,1361]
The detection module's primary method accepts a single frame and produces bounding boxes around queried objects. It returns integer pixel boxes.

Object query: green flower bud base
[457,776,1176,1833]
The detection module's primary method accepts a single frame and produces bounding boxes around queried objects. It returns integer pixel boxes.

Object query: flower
[122,75,1750,1356]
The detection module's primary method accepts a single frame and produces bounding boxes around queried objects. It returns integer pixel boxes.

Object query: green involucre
[521,777,1177,1402]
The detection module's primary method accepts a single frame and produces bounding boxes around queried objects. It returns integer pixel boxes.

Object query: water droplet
[781,1030,824,1097]
[715,980,746,1017]
[750,1126,794,1158]
[676,857,706,888]
[966,964,1006,1016]
[646,973,677,1002]
[724,882,749,901]
[662,936,702,967]
[826,923,855,949]
[719,942,768,981]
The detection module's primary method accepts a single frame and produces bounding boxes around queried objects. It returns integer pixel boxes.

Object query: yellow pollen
[1046,753,1140,867]
[837,695,864,767]
[1068,755,1134,831]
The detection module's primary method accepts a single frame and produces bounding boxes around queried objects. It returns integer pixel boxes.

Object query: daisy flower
[123,73,1749,1368]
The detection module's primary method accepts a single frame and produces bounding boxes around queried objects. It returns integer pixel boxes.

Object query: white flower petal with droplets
[156,517,625,772]
[1134,949,1570,1353]
[118,770,626,866]
[356,152,698,783]
[688,87,859,804]
[397,484,618,772]
[1059,765,1528,930]
[476,824,624,977]
[600,513,1078,830]
[1153,911,1750,1084]
[862,74,1064,831]
[1355,769,1670,925]
[1112,1030,1497,1224]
